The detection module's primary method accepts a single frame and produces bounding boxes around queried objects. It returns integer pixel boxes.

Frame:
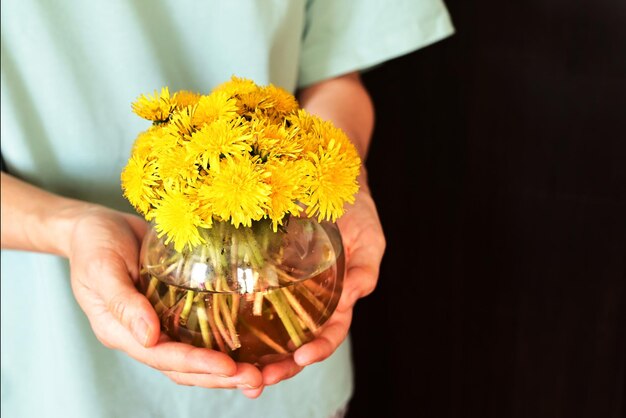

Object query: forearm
[297,73,374,188]
[0,172,90,256]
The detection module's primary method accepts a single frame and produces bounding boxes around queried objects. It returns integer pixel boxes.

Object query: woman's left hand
[241,187,386,397]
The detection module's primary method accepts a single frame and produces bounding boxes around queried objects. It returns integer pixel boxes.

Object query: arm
[1,172,263,393]
[297,71,385,314]
[249,72,386,393]
[297,72,375,161]
[1,172,87,255]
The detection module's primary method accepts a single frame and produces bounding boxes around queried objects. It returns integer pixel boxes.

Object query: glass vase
[137,217,344,366]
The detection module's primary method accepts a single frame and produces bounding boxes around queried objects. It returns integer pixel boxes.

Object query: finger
[163,362,263,390]
[261,357,304,386]
[90,315,238,376]
[82,253,161,347]
[293,309,352,366]
[121,213,149,243]
[240,386,265,399]
[130,339,238,376]
[336,265,378,313]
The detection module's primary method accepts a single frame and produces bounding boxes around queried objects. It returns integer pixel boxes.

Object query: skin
[0,72,385,399]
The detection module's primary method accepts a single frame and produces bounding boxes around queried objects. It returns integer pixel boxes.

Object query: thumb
[96,257,161,347]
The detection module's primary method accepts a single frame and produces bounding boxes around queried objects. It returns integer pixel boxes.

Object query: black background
[347,1,626,417]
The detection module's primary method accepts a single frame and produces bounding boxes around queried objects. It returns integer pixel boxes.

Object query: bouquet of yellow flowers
[121,77,360,364]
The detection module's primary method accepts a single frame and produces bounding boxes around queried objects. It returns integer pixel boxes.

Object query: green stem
[296,284,326,312]
[266,291,303,348]
[179,290,195,326]
[167,285,177,307]
[253,292,264,316]
[147,292,168,317]
[160,254,183,277]
[240,319,288,354]
[218,294,240,349]
[229,244,245,328]
[206,301,227,353]
[194,297,212,349]
[145,276,159,300]
[281,287,318,333]
[279,290,306,343]
[230,292,240,324]
[213,295,235,350]
[243,227,265,268]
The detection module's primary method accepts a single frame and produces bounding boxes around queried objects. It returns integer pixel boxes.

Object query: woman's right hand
[65,205,265,395]
[1,173,264,397]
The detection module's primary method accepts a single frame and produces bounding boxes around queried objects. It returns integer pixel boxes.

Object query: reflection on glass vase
[137,217,344,366]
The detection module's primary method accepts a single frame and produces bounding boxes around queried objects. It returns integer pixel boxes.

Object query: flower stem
[281,287,318,333]
[145,276,159,300]
[212,295,235,350]
[243,227,265,268]
[302,278,333,298]
[179,290,194,326]
[281,291,307,343]
[253,292,264,316]
[148,293,168,317]
[167,285,177,307]
[206,302,227,353]
[218,294,241,349]
[230,293,240,324]
[160,254,183,277]
[229,233,240,323]
[240,319,288,354]
[296,284,326,312]
[265,291,303,348]
[194,297,212,349]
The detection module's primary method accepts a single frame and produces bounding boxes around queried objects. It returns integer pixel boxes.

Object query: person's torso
[1,0,305,210]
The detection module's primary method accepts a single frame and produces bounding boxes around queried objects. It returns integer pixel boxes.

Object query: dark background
[348,1,626,417]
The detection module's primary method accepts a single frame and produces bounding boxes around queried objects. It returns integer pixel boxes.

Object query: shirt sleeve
[298,0,455,87]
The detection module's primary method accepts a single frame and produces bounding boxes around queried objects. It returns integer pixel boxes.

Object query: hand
[65,205,264,395]
[244,188,385,396]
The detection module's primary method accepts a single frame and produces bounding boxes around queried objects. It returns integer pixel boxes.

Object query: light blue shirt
[1,1,454,417]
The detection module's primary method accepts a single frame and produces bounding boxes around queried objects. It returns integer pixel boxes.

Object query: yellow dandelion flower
[187,118,252,170]
[288,109,359,161]
[131,130,155,161]
[157,144,200,187]
[172,90,202,110]
[152,187,207,252]
[163,107,196,139]
[131,125,171,160]
[311,119,360,162]
[250,118,302,160]
[264,159,306,230]
[286,110,324,153]
[262,84,298,116]
[145,131,178,166]
[287,109,318,133]
[198,156,271,227]
[236,89,275,115]
[187,185,213,224]
[303,139,361,222]
[192,91,239,127]
[213,76,258,98]
[124,79,363,238]
[121,155,159,215]
[132,87,173,122]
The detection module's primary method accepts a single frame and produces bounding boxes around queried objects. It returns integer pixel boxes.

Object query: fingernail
[131,318,150,346]
[237,384,260,389]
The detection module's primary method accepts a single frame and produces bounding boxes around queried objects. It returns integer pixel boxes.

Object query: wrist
[51,200,98,258]
[26,196,95,258]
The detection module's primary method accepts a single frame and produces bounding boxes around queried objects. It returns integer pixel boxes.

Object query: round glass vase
[137,217,344,366]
